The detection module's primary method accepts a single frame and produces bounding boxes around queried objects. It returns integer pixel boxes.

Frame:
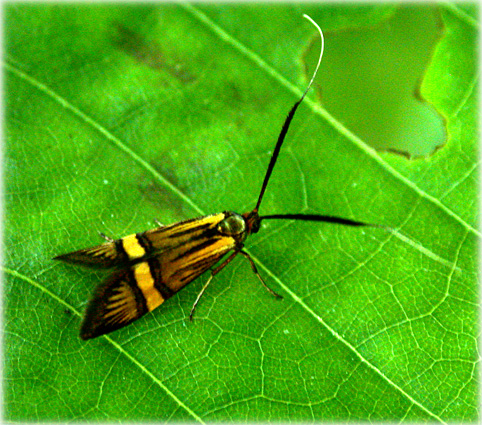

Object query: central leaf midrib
[4,9,464,419]
[5,53,454,420]
[5,69,447,422]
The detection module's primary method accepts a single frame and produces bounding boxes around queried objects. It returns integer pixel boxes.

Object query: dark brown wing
[80,232,237,339]
[54,213,226,269]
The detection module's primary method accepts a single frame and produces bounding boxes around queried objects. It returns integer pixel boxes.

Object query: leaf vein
[442,2,479,28]
[3,61,204,218]
[251,257,448,424]
[1,266,206,424]
[180,2,480,238]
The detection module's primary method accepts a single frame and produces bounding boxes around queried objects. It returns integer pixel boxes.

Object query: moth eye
[218,213,246,236]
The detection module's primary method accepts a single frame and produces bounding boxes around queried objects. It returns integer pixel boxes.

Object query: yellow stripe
[170,213,225,235]
[122,234,146,259]
[134,262,164,311]
[183,237,235,268]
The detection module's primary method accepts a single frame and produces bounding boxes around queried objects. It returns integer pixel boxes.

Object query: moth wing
[54,242,121,269]
[54,214,227,269]
[76,213,239,339]
[80,238,236,339]
[53,231,169,269]
[80,266,151,340]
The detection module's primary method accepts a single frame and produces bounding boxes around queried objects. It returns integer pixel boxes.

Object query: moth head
[218,212,247,238]
[242,210,261,235]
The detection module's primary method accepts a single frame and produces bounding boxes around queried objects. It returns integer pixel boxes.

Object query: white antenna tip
[300,14,324,98]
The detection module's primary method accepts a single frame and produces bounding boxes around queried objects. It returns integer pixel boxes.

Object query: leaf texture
[4,3,478,422]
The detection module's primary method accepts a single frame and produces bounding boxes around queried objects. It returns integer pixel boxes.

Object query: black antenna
[260,214,387,230]
[254,14,324,213]
[253,15,381,230]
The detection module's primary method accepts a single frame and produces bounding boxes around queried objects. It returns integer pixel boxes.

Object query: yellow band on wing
[134,262,164,311]
[122,234,146,259]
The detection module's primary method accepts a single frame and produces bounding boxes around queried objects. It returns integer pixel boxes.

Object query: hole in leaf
[306,4,446,159]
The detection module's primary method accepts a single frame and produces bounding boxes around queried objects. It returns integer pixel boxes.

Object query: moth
[55,15,378,340]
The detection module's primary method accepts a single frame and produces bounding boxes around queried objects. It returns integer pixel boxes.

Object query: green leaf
[4,3,478,422]
[314,5,446,157]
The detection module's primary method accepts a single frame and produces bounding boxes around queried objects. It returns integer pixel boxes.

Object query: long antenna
[259,214,387,230]
[254,14,324,213]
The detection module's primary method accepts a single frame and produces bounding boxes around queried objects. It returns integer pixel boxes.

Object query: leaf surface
[4,3,478,422]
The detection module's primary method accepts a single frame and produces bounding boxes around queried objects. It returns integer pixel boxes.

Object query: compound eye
[218,214,246,236]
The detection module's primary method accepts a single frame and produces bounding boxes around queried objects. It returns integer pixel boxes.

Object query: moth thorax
[218,212,246,238]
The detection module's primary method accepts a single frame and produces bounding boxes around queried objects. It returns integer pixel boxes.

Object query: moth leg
[154,219,164,227]
[98,232,114,243]
[239,250,283,299]
[189,250,240,321]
